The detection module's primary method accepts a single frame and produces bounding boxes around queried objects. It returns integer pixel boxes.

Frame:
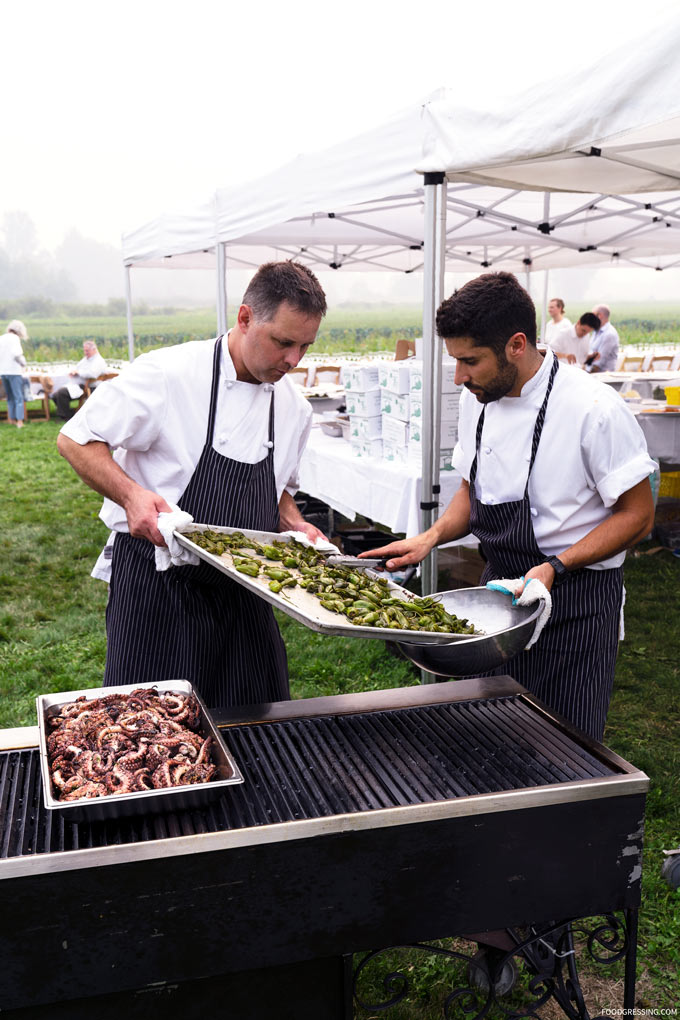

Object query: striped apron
[103,337,289,709]
[469,357,622,741]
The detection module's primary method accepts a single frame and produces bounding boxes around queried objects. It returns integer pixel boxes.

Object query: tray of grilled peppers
[174,525,479,645]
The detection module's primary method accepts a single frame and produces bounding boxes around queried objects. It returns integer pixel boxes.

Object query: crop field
[18,302,680,363]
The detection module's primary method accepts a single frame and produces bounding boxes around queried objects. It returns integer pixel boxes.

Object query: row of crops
[17,307,680,363]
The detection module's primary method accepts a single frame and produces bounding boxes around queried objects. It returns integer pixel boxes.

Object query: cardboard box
[410,390,461,422]
[409,359,459,393]
[380,390,410,421]
[409,421,458,447]
[342,363,381,391]
[407,444,456,471]
[349,414,382,440]
[383,441,409,464]
[381,414,410,447]
[350,438,383,459]
[345,389,382,417]
[378,362,411,395]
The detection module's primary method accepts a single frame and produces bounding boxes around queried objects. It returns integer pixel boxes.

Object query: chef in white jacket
[365,273,654,742]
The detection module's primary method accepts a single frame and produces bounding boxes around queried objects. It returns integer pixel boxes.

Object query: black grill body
[0,678,648,1018]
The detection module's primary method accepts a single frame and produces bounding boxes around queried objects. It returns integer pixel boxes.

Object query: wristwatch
[545,555,568,584]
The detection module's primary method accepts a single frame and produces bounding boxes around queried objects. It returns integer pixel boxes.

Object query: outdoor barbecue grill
[0,677,648,1019]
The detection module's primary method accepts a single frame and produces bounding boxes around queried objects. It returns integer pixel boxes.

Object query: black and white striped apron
[103,336,289,709]
[469,357,622,741]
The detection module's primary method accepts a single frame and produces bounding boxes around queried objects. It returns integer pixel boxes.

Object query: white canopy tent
[122,16,680,591]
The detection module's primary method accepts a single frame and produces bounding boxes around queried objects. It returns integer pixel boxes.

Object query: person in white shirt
[51,340,109,419]
[549,312,600,365]
[365,272,654,742]
[585,304,620,373]
[57,261,328,709]
[0,319,29,428]
[544,298,572,348]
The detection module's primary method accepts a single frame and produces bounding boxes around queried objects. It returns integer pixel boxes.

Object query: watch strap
[546,555,568,583]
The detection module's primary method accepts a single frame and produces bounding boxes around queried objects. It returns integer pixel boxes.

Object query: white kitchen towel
[485,577,552,650]
[281,530,340,555]
[155,506,200,571]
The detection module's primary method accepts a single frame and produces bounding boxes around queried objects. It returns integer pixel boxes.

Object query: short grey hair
[242,261,327,322]
[7,319,28,340]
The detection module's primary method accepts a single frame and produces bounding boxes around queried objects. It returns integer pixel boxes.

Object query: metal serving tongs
[324,553,388,569]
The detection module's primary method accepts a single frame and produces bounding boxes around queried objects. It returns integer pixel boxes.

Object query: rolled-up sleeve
[583,404,656,507]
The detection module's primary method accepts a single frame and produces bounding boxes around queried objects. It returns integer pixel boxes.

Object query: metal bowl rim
[397,586,543,649]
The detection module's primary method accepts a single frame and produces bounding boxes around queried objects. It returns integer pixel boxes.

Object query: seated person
[52,341,108,419]
[550,312,600,365]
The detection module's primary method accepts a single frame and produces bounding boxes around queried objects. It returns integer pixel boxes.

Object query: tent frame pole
[539,193,551,341]
[216,242,228,336]
[420,172,447,599]
[124,264,135,363]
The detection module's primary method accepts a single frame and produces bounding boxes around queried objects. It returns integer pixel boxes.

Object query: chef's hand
[358,535,434,572]
[124,488,174,546]
[293,520,328,544]
[521,561,557,594]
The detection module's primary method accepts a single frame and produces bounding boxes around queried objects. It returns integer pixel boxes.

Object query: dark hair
[436,272,537,355]
[242,261,327,321]
[578,312,601,330]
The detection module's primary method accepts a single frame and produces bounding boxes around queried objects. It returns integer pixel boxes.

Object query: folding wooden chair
[77,371,119,408]
[313,364,342,385]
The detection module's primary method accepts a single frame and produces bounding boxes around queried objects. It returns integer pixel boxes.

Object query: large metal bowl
[396,586,543,677]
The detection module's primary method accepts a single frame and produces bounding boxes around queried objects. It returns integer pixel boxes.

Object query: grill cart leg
[352,911,637,1020]
[624,908,639,1011]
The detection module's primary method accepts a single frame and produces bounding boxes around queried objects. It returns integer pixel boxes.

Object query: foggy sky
[4,0,680,307]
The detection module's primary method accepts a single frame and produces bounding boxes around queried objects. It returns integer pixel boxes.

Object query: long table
[597,370,680,399]
[298,426,477,543]
[632,407,680,471]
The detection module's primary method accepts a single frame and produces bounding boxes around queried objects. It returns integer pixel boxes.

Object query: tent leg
[539,193,551,341]
[420,172,447,605]
[124,264,135,363]
[541,268,550,343]
[217,242,228,336]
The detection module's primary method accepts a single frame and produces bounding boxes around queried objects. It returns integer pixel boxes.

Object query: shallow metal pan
[36,680,244,822]
[173,525,477,645]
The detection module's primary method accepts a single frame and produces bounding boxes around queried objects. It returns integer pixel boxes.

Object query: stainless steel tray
[37,680,244,822]
[175,525,488,645]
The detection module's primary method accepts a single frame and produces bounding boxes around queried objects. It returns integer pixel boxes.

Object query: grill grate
[0,695,618,861]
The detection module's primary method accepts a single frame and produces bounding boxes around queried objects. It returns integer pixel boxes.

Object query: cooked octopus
[46,689,216,802]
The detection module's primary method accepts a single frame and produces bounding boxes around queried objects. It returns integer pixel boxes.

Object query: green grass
[0,417,678,1014]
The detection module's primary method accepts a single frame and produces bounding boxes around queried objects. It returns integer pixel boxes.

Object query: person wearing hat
[0,320,29,428]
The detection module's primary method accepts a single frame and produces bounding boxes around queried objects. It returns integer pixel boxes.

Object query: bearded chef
[57,261,327,709]
[364,273,655,741]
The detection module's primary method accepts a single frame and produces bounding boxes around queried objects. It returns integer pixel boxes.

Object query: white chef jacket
[544,317,572,347]
[549,324,591,365]
[61,337,313,535]
[452,349,655,569]
[0,331,25,375]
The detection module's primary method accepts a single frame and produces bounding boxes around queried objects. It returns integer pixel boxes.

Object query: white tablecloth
[597,371,680,399]
[633,409,680,470]
[298,427,475,542]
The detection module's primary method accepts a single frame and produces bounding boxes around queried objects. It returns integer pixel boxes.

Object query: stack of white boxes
[378,361,412,463]
[408,358,461,471]
[342,363,383,458]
